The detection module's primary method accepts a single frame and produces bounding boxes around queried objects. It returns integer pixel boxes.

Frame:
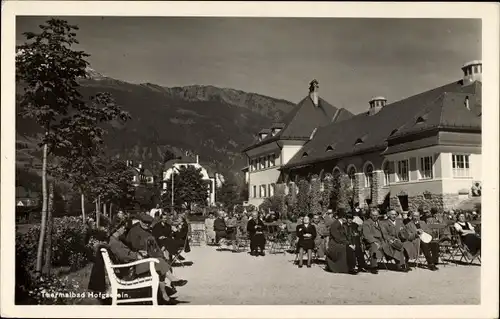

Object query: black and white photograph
[1,2,499,318]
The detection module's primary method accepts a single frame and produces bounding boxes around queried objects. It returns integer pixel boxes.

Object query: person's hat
[345,213,353,219]
[136,213,154,224]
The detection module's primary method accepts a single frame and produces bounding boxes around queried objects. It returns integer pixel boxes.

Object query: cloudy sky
[16,17,481,114]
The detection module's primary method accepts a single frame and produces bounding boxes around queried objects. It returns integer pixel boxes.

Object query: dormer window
[302,152,309,158]
[390,128,398,136]
[326,145,334,152]
[354,138,363,146]
[416,116,425,124]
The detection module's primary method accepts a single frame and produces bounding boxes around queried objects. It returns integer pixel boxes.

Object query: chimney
[309,79,319,107]
[462,60,482,86]
[368,96,387,116]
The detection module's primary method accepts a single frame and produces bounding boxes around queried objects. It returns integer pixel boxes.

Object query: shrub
[16,216,97,274]
[16,273,84,305]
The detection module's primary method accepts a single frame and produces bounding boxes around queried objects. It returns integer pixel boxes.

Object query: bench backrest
[100,248,119,284]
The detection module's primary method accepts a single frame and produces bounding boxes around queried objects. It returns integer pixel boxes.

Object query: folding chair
[269,230,288,254]
[448,226,481,265]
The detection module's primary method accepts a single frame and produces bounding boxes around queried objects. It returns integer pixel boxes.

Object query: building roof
[242,95,354,152]
[164,155,197,169]
[283,80,482,169]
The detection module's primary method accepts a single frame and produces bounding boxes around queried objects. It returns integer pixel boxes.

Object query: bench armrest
[111,258,160,268]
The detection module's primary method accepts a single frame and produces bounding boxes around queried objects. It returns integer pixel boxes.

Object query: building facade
[126,160,155,186]
[243,61,483,212]
[242,80,354,207]
[162,155,222,206]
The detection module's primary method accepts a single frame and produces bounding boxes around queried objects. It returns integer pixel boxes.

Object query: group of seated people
[294,207,481,275]
[89,209,190,303]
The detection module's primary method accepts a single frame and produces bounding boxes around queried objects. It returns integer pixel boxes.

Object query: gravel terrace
[171,246,480,305]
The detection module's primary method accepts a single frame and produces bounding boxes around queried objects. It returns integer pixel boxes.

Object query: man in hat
[380,210,410,272]
[326,210,357,274]
[404,211,439,271]
[125,213,190,282]
[108,222,183,302]
[247,211,266,256]
[345,213,368,272]
[362,208,396,274]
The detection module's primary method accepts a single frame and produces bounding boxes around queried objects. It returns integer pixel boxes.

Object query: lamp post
[171,166,179,213]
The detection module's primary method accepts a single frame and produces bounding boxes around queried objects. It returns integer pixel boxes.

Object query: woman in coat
[296,216,317,268]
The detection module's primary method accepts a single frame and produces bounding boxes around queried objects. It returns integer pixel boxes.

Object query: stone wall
[390,192,465,212]
[353,173,365,208]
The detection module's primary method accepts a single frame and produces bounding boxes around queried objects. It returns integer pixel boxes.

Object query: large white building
[162,154,223,206]
[242,61,482,212]
[242,80,354,207]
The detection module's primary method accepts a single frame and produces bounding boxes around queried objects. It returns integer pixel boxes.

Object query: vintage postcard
[1,1,499,318]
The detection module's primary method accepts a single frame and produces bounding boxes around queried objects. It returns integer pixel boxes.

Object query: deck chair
[448,226,481,265]
[269,230,288,254]
[100,248,160,305]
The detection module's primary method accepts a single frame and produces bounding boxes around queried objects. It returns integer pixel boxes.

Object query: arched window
[347,166,356,188]
[333,167,341,178]
[383,161,391,186]
[364,163,374,188]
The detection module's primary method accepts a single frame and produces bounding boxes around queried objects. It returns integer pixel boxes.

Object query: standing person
[296,216,317,268]
[405,211,439,271]
[326,211,357,274]
[312,214,329,260]
[239,211,249,238]
[247,211,266,256]
[204,212,216,245]
[345,213,368,272]
[214,211,228,246]
[323,209,334,228]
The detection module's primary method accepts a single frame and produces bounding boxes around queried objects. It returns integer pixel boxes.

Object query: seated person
[471,182,481,197]
[326,211,357,274]
[405,211,439,271]
[362,209,405,274]
[152,213,175,259]
[125,213,190,284]
[108,221,186,302]
[247,211,266,256]
[225,213,239,252]
[214,211,228,245]
[172,214,190,258]
[296,216,316,268]
[345,213,368,272]
[204,213,216,245]
[454,212,481,257]
[380,210,410,272]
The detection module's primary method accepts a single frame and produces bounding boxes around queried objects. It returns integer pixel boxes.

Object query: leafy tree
[160,166,209,212]
[321,174,333,211]
[16,18,130,275]
[294,179,310,216]
[331,173,353,212]
[16,19,91,275]
[217,181,240,212]
[309,176,322,215]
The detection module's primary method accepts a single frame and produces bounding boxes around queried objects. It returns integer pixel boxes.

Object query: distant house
[126,160,155,186]
[16,186,40,207]
[162,154,222,206]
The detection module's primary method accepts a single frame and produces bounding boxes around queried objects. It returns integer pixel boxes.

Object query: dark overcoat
[326,219,351,273]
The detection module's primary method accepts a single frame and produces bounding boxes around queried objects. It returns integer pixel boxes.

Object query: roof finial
[309,79,319,93]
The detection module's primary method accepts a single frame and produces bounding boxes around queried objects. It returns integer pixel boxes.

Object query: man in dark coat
[344,214,368,272]
[380,210,410,272]
[362,209,394,274]
[405,211,439,271]
[326,211,357,274]
[214,211,228,245]
[247,211,266,256]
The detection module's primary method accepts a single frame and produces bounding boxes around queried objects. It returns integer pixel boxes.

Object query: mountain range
[16,68,297,185]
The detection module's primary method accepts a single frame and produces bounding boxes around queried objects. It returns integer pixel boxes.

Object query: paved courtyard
[172,246,480,305]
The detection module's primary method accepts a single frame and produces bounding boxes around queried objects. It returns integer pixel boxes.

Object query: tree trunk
[81,192,86,223]
[109,202,113,221]
[43,182,54,275]
[96,196,101,229]
[35,142,49,276]
[103,202,107,220]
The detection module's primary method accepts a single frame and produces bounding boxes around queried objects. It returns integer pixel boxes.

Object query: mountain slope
[16,73,296,181]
